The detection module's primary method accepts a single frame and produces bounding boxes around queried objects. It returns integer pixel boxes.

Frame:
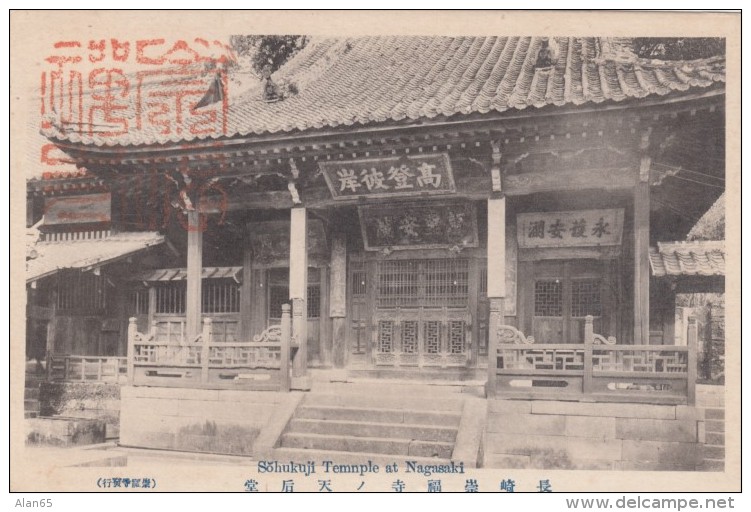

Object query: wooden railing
[488,315,697,405]
[127,304,293,392]
[47,355,128,383]
[150,315,240,344]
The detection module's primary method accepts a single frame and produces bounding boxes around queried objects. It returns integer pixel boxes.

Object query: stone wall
[26,417,106,446]
[707,304,725,383]
[696,385,725,471]
[119,386,287,456]
[484,399,709,471]
[39,382,120,439]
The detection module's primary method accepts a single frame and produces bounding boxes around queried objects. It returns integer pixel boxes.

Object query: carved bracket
[490,140,503,193]
[287,159,302,205]
[253,325,282,343]
[497,324,535,345]
[593,333,617,345]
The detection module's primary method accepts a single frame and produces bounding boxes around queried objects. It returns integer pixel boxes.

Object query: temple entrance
[351,258,475,368]
[267,267,323,361]
[527,260,609,344]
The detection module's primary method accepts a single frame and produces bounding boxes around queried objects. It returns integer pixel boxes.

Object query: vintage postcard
[9,10,740,495]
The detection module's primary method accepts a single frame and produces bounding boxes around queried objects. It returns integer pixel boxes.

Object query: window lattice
[57,271,107,311]
[449,320,466,354]
[534,280,562,317]
[401,321,418,353]
[377,260,419,307]
[378,320,394,352]
[268,267,321,319]
[269,285,288,319]
[202,279,240,313]
[128,288,149,315]
[571,279,602,318]
[155,282,186,314]
[424,259,469,307]
[376,259,469,307]
[425,321,441,354]
[352,271,367,296]
[479,266,488,296]
[307,285,321,318]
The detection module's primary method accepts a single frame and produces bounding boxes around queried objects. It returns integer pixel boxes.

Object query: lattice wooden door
[371,259,472,367]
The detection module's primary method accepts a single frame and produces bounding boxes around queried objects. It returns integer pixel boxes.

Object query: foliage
[632,38,725,60]
[229,35,308,77]
[39,382,120,417]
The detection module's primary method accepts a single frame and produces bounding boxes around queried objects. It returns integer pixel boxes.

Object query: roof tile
[42,36,726,147]
[26,231,164,282]
[649,241,725,277]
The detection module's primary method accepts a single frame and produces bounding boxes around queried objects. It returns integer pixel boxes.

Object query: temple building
[25,36,726,469]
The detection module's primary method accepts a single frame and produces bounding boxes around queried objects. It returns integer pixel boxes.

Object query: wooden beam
[214,167,640,214]
[504,167,639,195]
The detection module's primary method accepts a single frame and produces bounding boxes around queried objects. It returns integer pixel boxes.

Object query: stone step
[288,418,458,443]
[24,411,39,419]
[24,399,40,412]
[272,447,452,466]
[281,432,454,459]
[346,368,485,383]
[302,392,465,412]
[313,379,484,397]
[295,405,462,427]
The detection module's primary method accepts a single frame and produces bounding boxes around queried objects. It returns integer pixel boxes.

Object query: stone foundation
[484,399,707,471]
[119,386,288,456]
[39,382,120,439]
[696,384,725,471]
[26,417,106,446]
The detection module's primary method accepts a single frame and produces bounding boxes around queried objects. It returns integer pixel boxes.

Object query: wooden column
[583,315,594,394]
[186,211,203,340]
[329,233,347,368]
[319,266,331,366]
[47,289,58,357]
[289,207,308,377]
[487,195,506,397]
[147,286,156,332]
[127,317,137,384]
[240,225,254,341]
[634,151,651,344]
[280,304,291,392]
[200,318,212,384]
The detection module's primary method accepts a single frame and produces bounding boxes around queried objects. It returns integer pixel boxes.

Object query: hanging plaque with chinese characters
[516,209,625,249]
[359,201,478,251]
[319,153,456,200]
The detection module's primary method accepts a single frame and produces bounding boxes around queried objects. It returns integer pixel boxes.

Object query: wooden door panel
[533,318,564,344]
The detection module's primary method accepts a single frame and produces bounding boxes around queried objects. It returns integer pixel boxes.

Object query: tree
[631,37,725,60]
[229,35,308,77]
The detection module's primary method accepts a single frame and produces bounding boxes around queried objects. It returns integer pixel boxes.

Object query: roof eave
[44,87,726,157]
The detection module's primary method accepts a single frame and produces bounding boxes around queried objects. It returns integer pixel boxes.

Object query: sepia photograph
[9,10,740,494]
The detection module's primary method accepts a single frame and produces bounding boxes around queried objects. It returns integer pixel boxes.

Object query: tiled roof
[26,232,164,283]
[132,266,243,282]
[649,240,725,277]
[42,36,725,147]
